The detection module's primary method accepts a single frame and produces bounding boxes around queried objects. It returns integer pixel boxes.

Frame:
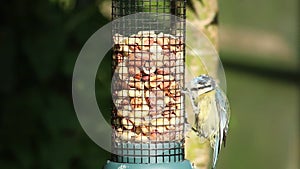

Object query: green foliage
[0,0,109,168]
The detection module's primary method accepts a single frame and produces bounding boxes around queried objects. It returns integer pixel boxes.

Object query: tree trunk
[185,0,219,169]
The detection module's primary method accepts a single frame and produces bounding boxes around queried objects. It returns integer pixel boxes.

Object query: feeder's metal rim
[104,160,193,169]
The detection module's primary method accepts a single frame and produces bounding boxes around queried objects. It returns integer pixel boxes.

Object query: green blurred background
[0,0,298,169]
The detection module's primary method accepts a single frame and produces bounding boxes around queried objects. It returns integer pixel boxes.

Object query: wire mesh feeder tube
[108,1,191,168]
[111,28,185,163]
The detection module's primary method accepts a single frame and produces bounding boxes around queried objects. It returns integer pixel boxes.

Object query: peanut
[135,134,149,142]
[128,89,143,97]
[117,110,130,117]
[122,118,134,130]
[121,131,136,140]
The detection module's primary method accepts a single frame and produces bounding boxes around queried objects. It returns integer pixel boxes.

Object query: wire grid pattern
[111,0,186,164]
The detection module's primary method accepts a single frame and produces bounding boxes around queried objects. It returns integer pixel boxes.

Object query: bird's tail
[212,134,220,169]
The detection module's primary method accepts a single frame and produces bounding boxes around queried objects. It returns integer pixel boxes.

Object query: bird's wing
[211,88,230,169]
[215,87,230,148]
[212,133,220,169]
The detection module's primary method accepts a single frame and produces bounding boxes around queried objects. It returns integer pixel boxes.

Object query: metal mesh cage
[111,0,186,164]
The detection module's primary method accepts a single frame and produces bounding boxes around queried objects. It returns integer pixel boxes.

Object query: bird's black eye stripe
[191,127,197,132]
[190,85,212,91]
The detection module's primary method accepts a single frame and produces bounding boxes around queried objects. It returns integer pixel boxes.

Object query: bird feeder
[105,0,193,169]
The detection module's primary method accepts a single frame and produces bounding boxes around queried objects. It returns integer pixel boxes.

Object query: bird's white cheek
[197,87,213,96]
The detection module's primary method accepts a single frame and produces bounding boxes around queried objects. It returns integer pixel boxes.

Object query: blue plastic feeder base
[103,160,193,169]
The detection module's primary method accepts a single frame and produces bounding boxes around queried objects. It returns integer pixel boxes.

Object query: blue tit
[183,74,230,169]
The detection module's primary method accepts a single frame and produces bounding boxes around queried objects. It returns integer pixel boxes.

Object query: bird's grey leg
[189,93,201,132]
[182,87,200,112]
[190,93,200,115]
[182,87,200,132]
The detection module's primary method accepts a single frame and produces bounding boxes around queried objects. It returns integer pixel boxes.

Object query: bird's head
[190,74,216,94]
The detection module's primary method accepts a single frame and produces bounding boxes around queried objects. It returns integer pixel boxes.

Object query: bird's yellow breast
[195,90,219,136]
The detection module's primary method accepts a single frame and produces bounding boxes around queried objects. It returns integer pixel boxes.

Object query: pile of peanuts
[112,31,185,142]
